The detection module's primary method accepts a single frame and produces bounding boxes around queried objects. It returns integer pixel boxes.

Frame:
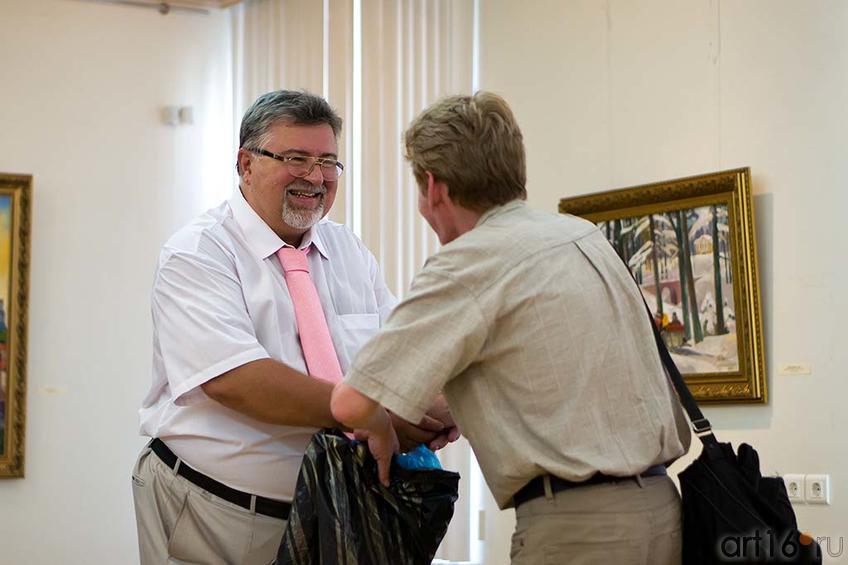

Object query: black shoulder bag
[647,311,822,564]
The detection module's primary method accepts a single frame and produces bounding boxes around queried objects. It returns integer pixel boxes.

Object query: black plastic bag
[277,429,460,565]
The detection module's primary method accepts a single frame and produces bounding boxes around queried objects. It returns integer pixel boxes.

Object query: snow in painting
[599,204,738,374]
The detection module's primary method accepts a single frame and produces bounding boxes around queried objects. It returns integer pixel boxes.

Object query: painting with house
[600,204,738,374]
[559,168,766,403]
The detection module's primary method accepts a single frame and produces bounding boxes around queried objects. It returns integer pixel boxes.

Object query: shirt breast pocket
[335,313,381,369]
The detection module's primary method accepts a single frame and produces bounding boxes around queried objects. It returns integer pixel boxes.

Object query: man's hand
[424,395,461,450]
[428,426,461,450]
[331,383,456,481]
[355,416,399,487]
[390,412,444,452]
[331,384,400,486]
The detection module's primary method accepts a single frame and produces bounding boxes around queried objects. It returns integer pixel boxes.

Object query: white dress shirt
[139,188,396,500]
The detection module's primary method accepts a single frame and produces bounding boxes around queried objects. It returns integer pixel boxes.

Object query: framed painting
[0,173,31,477]
[559,168,765,403]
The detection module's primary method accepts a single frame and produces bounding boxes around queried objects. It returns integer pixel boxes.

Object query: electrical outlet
[806,474,830,505]
[783,474,805,503]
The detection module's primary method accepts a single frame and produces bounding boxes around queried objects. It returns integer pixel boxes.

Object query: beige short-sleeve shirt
[345,200,690,509]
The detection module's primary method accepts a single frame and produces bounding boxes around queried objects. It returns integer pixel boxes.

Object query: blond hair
[403,92,527,211]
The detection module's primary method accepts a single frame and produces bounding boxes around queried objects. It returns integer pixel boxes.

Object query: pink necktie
[277,246,343,384]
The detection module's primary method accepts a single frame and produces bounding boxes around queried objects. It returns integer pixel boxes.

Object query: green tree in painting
[613,219,622,258]
[668,210,703,344]
[606,214,677,322]
[624,214,664,314]
[682,210,703,343]
[648,215,663,317]
[711,205,728,335]
[613,218,637,281]
[669,212,690,341]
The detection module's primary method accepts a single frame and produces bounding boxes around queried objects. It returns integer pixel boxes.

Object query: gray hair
[237,90,343,173]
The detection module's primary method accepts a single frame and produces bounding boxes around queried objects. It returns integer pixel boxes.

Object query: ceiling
[160,0,242,6]
[81,0,244,9]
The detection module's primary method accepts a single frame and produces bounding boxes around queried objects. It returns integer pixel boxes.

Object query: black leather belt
[150,438,291,520]
[513,464,668,508]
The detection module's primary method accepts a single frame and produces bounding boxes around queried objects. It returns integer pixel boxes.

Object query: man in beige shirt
[331,92,691,565]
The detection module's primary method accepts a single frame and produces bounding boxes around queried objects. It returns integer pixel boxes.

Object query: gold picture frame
[0,173,32,477]
[559,168,765,403]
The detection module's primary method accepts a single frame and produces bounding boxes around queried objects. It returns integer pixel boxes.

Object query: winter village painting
[0,173,31,477]
[560,169,766,403]
[598,205,736,373]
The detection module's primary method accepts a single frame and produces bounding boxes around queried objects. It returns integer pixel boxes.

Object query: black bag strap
[611,240,717,446]
[641,299,718,446]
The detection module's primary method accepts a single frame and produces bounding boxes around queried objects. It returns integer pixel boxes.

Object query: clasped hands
[352,396,460,485]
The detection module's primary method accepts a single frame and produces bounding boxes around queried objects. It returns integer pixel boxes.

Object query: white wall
[478,0,848,563]
[0,1,233,562]
[3,1,846,563]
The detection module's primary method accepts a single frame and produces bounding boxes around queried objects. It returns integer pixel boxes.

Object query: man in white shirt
[132,90,454,565]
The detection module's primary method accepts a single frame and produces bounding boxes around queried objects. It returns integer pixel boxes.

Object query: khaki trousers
[510,475,682,565]
[132,446,287,565]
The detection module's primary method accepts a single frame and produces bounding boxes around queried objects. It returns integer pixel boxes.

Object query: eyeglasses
[249,148,344,180]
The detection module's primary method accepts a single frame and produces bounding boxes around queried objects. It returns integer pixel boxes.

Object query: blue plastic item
[395,445,442,470]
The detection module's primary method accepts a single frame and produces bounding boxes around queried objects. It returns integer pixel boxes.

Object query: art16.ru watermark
[718,529,843,561]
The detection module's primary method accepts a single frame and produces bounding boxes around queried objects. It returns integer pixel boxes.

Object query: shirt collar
[228,187,330,260]
[475,199,526,228]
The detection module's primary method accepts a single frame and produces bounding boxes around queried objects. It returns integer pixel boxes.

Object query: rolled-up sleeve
[344,268,487,423]
[152,249,269,405]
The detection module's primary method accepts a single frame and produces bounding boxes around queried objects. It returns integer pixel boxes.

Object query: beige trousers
[510,475,682,565]
[132,446,287,565]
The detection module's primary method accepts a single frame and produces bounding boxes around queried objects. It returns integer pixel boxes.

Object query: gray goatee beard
[281,180,326,230]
